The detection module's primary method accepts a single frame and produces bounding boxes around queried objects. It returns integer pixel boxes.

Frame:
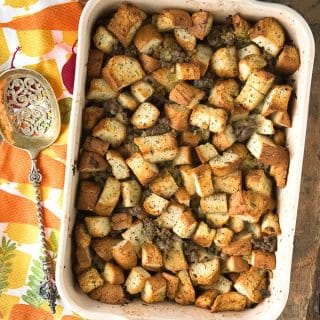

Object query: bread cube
[245,169,273,197]
[91,237,120,261]
[122,220,148,254]
[261,211,281,235]
[112,240,137,270]
[195,290,219,309]
[200,193,228,214]
[206,212,229,228]
[141,273,167,304]
[246,70,275,95]
[87,49,104,79]
[275,45,300,74]
[111,212,132,231]
[209,151,242,176]
[192,164,214,197]
[238,44,261,59]
[189,258,220,285]
[103,262,125,285]
[214,228,234,247]
[131,102,160,129]
[273,129,286,146]
[250,249,276,270]
[139,53,161,74]
[89,283,125,304]
[156,202,184,229]
[169,82,205,108]
[83,106,104,130]
[131,81,155,103]
[117,92,138,111]
[212,125,236,152]
[239,54,267,82]
[102,55,145,91]
[78,151,108,175]
[174,187,191,207]
[92,117,126,147]
[228,216,245,233]
[195,143,218,164]
[214,170,242,194]
[252,114,275,135]
[232,14,250,39]
[249,17,285,56]
[150,170,179,198]
[77,181,101,211]
[121,179,142,207]
[76,246,92,269]
[87,78,117,101]
[74,223,91,248]
[176,62,200,80]
[211,292,246,312]
[156,9,192,31]
[191,44,213,76]
[189,11,214,40]
[84,216,110,238]
[106,150,130,180]
[192,221,216,248]
[271,111,291,128]
[174,28,197,52]
[164,240,188,272]
[151,66,180,91]
[93,25,118,54]
[83,136,109,157]
[107,3,146,47]
[222,233,252,256]
[125,266,151,295]
[142,243,163,271]
[173,211,198,238]
[162,272,179,300]
[234,84,265,111]
[77,268,104,293]
[180,165,196,196]
[172,146,193,166]
[201,275,233,293]
[143,193,170,216]
[126,152,159,186]
[134,24,163,54]
[175,270,196,305]
[211,47,238,78]
[164,103,191,131]
[225,256,249,273]
[269,153,289,188]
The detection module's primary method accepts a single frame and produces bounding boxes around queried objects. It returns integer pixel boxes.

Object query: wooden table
[272,1,320,319]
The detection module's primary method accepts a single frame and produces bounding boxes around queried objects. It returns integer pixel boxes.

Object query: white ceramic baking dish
[56,0,315,319]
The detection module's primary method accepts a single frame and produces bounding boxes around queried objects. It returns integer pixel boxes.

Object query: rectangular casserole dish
[56,0,315,319]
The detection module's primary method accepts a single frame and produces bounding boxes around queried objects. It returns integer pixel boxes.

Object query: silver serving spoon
[0,68,60,313]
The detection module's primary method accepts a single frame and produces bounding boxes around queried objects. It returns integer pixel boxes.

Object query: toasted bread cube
[107,3,146,47]
[212,125,236,152]
[209,151,242,177]
[196,143,218,164]
[249,17,285,56]
[143,193,170,216]
[76,246,92,269]
[192,221,216,248]
[91,237,120,261]
[131,81,155,103]
[131,102,160,129]
[78,151,108,174]
[246,70,275,95]
[162,272,179,300]
[225,256,249,273]
[208,108,228,133]
[164,240,188,272]
[189,258,220,285]
[175,270,196,305]
[85,216,110,238]
[95,177,120,216]
[228,142,249,160]
[211,47,238,78]
[125,266,151,295]
[275,45,300,74]
[156,9,192,31]
[174,28,197,52]
[117,92,138,111]
[83,136,109,157]
[222,233,252,256]
[214,228,234,247]
[134,24,163,54]
[174,187,191,207]
[180,165,196,196]
[173,211,198,238]
[87,49,104,79]
[234,84,265,111]
[111,212,132,231]
[87,78,117,101]
[103,262,125,285]
[126,152,159,186]
[121,179,142,207]
[142,243,163,271]
[261,211,281,235]
[134,133,178,163]
[139,54,161,73]
[180,131,202,147]
[250,249,276,270]
[176,62,200,80]
[232,14,250,39]
[192,44,213,76]
[74,223,91,248]
[234,267,266,303]
[252,114,275,135]
[271,111,291,128]
[73,263,89,276]
[102,55,145,91]
[238,44,261,59]
[273,129,286,146]
[141,273,167,304]
[208,79,239,111]
[77,181,101,211]
[206,212,229,228]
[211,292,247,312]
[92,117,126,147]
[172,146,193,166]
[169,82,205,108]
[122,220,148,254]
[93,26,118,54]
[228,216,245,233]
[229,190,269,223]
[112,240,137,270]
[247,222,263,239]
[106,150,130,180]
[239,54,267,82]
[77,268,104,293]
[156,202,184,229]
[200,193,228,214]
[89,283,125,304]
[164,103,191,131]
[261,85,292,116]
[150,170,179,198]
[245,169,272,197]
[83,106,104,130]
[189,11,214,40]
[201,275,233,293]
[192,164,214,197]
[270,153,289,188]
[214,170,242,194]
[195,290,219,309]
[151,66,179,91]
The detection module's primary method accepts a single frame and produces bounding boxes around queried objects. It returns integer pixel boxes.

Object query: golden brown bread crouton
[180,130,202,147]
[141,273,167,303]
[195,289,219,309]
[143,193,170,216]
[150,170,179,198]
[139,53,161,74]
[211,47,238,78]
[250,249,276,270]
[261,211,281,235]
[189,11,214,40]
[77,268,104,293]
[76,246,92,269]
[213,228,234,247]
[74,223,91,248]
[87,49,104,79]
[169,82,205,108]
[89,283,125,304]
[77,181,101,211]
[245,169,273,197]
[195,143,218,164]
[225,256,249,273]
[252,114,275,135]
[172,146,193,166]
[107,3,147,47]
[84,216,111,238]
[126,152,159,186]
[131,80,155,103]
[238,54,267,82]
[209,151,242,177]
[206,212,229,229]
[200,193,228,214]
[213,170,242,194]
[269,153,289,188]
[174,187,191,207]
[212,125,236,152]
[222,233,252,256]
[174,28,197,52]
[201,275,233,293]
[122,220,148,254]
[234,84,265,111]
[91,237,120,261]
[93,26,118,54]
[106,150,130,180]
[112,240,137,270]
[247,70,275,95]
[95,177,120,216]
[275,45,300,74]
[131,102,160,129]
[83,136,109,157]
[232,14,250,39]
[83,106,104,130]
[141,243,163,272]
[164,103,191,131]
[78,151,108,174]
[176,62,200,80]
[237,44,261,59]
[111,212,132,231]
[156,202,185,229]
[180,165,197,194]
[192,221,216,248]
[134,24,163,54]
[162,272,179,300]
[173,211,198,239]
[151,66,180,91]
[228,216,245,233]
[228,190,269,223]
[211,292,247,312]
[271,111,291,128]
[103,262,125,285]
[192,44,213,76]
[192,164,214,197]
[249,17,285,56]
[163,240,188,272]
[175,270,196,305]
[117,92,138,111]
[121,179,142,207]
[125,266,151,295]
[189,258,220,285]
[86,78,118,101]
[156,9,192,31]
[273,129,286,146]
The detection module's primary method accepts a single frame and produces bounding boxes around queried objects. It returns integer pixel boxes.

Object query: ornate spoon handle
[29,159,58,314]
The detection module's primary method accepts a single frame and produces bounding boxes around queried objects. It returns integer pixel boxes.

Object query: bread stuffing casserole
[73,3,300,313]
